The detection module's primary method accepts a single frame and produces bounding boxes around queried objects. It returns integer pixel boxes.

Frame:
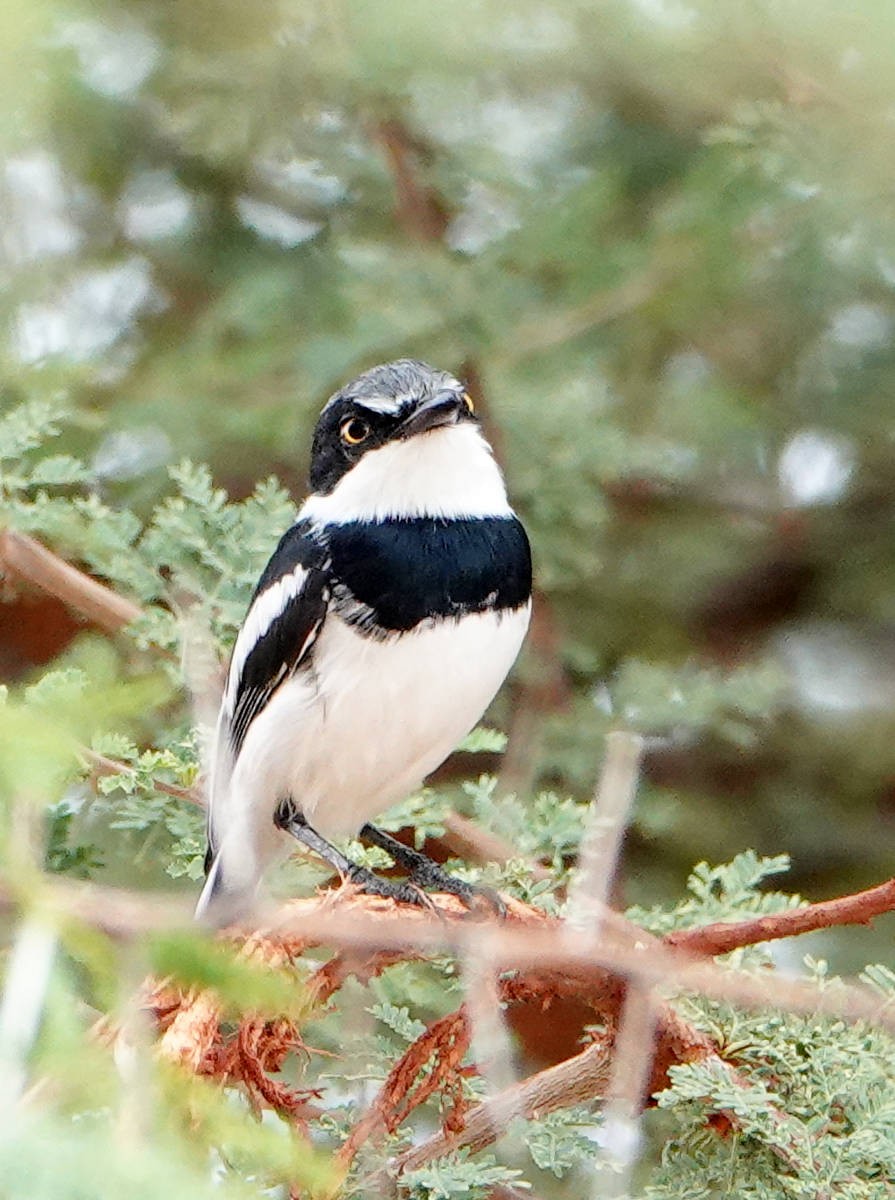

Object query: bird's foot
[275,802,431,908]
[359,824,506,917]
[343,862,432,909]
[274,803,503,914]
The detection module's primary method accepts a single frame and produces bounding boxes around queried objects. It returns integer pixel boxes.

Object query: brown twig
[307,949,413,1007]
[597,982,661,1196]
[566,731,644,934]
[666,876,895,957]
[81,747,203,806]
[372,119,450,242]
[380,1035,616,1182]
[338,1007,472,1168]
[0,529,142,633]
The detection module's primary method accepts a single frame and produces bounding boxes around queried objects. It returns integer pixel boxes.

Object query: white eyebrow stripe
[322,391,412,415]
[225,564,310,712]
[352,391,415,414]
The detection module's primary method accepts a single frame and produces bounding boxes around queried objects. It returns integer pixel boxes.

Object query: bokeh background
[3,0,895,966]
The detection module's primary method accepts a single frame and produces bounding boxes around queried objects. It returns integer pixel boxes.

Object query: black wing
[222,520,330,759]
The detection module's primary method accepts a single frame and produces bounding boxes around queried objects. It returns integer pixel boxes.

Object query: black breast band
[326,515,531,634]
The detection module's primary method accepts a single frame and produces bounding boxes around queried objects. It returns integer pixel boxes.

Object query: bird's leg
[274,800,428,907]
[359,823,506,916]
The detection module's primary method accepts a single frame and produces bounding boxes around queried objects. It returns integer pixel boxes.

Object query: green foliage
[92,731,206,879]
[629,850,800,938]
[368,1001,427,1045]
[44,801,103,877]
[515,1107,605,1178]
[401,1151,529,1200]
[373,789,452,847]
[458,728,508,754]
[651,1003,895,1198]
[0,397,77,470]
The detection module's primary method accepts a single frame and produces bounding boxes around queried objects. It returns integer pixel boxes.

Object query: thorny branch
[16,879,893,1034]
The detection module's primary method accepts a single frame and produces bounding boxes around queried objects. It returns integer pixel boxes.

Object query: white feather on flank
[299,423,512,524]
[203,601,532,912]
[224,563,310,713]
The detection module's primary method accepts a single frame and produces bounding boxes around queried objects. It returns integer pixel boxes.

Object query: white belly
[219,603,530,858]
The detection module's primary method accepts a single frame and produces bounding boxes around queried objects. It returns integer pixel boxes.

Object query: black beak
[399,390,462,438]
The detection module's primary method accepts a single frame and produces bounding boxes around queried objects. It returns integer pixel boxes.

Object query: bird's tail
[194,840,261,928]
[195,709,264,926]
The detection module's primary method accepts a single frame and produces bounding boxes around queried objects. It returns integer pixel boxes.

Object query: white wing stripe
[225,564,309,712]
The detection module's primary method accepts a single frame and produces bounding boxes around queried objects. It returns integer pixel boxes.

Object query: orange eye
[340,417,370,446]
[462,392,475,415]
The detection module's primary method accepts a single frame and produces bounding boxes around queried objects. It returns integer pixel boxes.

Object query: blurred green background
[3,0,895,958]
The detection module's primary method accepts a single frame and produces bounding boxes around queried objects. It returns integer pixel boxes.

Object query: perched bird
[195,359,532,924]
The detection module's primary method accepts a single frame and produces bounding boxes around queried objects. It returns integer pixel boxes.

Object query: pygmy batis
[195,359,532,925]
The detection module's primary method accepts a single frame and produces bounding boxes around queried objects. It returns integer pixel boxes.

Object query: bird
[195,359,532,925]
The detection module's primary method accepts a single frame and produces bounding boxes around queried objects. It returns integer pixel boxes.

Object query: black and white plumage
[195,359,532,924]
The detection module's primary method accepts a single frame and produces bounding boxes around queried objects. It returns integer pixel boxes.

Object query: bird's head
[303,360,511,523]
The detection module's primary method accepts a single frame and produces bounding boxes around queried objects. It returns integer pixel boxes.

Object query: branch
[0,529,142,633]
[337,1008,471,1167]
[380,1036,614,1181]
[598,981,660,1194]
[197,895,895,1032]
[8,878,895,1034]
[81,747,203,807]
[666,876,895,957]
[372,1017,805,1189]
[74,742,895,966]
[566,730,644,933]
[372,118,450,242]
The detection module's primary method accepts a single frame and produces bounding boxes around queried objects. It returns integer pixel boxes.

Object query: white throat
[300,423,512,523]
